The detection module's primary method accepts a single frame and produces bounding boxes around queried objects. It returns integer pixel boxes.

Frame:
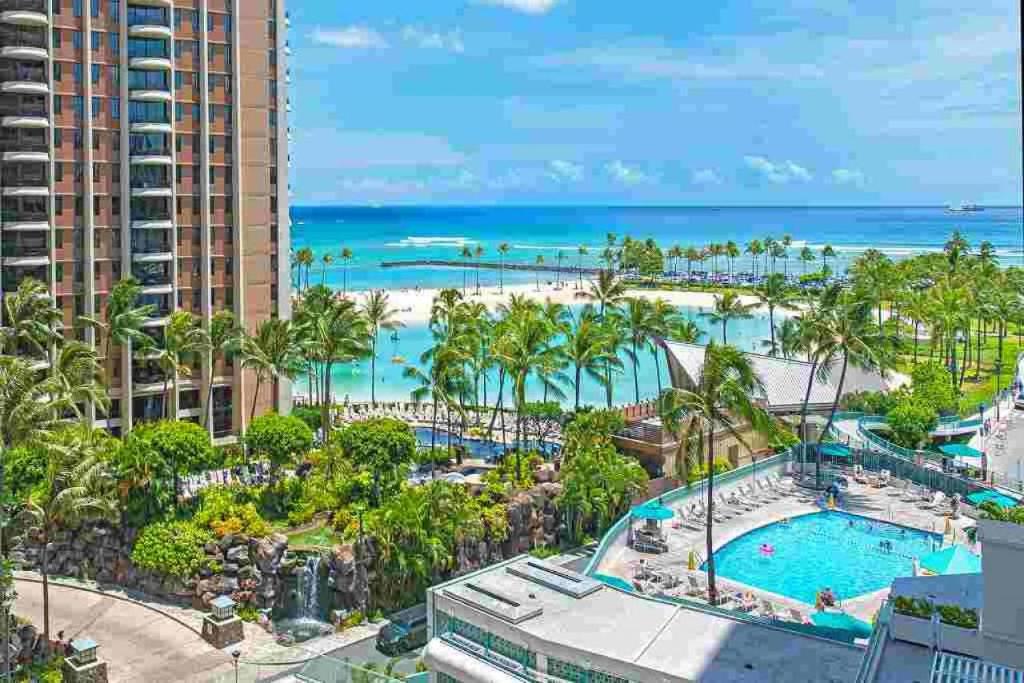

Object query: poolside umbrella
[918,545,981,576]
[966,490,1020,509]
[811,612,873,639]
[938,444,983,459]
[821,443,854,459]
[631,502,674,521]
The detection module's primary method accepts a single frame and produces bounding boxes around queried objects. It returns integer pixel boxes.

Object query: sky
[286,0,1022,205]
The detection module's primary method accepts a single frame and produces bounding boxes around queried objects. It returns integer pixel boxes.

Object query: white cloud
[743,156,813,184]
[691,168,723,186]
[401,26,465,53]
[831,168,866,186]
[310,26,389,49]
[479,0,559,14]
[547,160,584,182]
[605,161,653,185]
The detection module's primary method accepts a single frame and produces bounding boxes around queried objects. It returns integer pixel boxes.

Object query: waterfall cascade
[273,552,333,643]
[299,555,321,619]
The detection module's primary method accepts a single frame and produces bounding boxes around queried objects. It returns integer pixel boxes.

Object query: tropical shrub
[910,361,959,415]
[337,418,416,502]
[193,486,271,538]
[686,457,734,482]
[893,596,933,619]
[291,405,321,432]
[561,409,626,460]
[841,390,899,416]
[245,413,314,480]
[483,451,542,491]
[936,604,979,629]
[978,500,1024,524]
[886,398,938,449]
[132,520,213,578]
[129,420,218,473]
[559,440,648,543]
[5,444,48,499]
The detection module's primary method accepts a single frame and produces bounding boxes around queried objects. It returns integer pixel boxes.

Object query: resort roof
[663,341,892,414]
[432,557,864,683]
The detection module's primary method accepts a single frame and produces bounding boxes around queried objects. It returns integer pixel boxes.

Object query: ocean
[290,205,1024,293]
[289,205,1023,406]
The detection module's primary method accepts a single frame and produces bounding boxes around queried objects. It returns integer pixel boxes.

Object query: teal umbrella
[631,502,674,521]
[811,611,873,638]
[918,545,981,575]
[938,443,983,459]
[821,443,854,459]
[966,490,1019,509]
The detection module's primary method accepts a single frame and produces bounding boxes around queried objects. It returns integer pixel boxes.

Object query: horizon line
[291,203,1024,210]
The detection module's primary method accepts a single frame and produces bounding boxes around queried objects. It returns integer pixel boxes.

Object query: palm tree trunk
[487,368,505,439]
[632,340,640,403]
[768,305,776,356]
[605,360,613,408]
[913,321,919,365]
[705,424,717,603]
[575,365,582,410]
[163,376,171,420]
[41,540,50,643]
[816,353,849,487]
[975,318,983,381]
[721,320,727,344]
[499,257,504,293]
[430,396,438,478]
[370,334,378,406]
[959,329,969,388]
[652,348,662,395]
[799,357,819,482]
[251,374,263,424]
[322,364,333,439]
[203,352,218,428]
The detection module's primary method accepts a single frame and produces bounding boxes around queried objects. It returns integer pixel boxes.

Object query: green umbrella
[966,490,1019,509]
[938,443,983,459]
[918,545,981,575]
[811,611,873,638]
[631,502,674,521]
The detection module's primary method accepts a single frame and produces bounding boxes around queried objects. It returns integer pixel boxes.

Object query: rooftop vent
[442,581,543,624]
[506,559,603,599]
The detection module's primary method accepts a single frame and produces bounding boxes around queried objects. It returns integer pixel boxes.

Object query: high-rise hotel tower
[0,0,291,439]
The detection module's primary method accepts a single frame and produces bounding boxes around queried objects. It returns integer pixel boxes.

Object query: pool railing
[854,600,892,683]
[583,448,793,576]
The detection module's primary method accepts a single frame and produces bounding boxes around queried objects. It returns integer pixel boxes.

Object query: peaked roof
[662,341,891,413]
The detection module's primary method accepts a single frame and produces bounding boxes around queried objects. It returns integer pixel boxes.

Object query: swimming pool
[705,511,941,604]
[413,427,559,461]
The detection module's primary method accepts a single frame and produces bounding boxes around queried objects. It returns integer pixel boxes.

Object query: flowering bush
[132,520,212,578]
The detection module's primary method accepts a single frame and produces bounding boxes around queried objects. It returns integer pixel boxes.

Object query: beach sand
[341,281,767,326]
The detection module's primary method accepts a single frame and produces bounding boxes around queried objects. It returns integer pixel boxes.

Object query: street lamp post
[232,649,240,683]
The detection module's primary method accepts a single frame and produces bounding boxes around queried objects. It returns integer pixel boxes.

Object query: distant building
[423,556,864,683]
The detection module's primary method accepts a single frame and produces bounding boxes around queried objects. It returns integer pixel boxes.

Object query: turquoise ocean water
[290,205,1023,406]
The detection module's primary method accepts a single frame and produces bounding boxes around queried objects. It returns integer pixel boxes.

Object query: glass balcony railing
[0,65,46,84]
[133,396,166,424]
[127,70,170,92]
[2,234,47,258]
[0,27,47,49]
[132,362,167,385]
[131,236,171,253]
[127,6,169,26]
[0,135,48,154]
[127,38,169,59]
[130,172,171,189]
[132,263,171,286]
[2,171,48,187]
[1,0,47,12]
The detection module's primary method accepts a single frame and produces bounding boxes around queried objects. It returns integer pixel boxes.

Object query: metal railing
[854,600,892,683]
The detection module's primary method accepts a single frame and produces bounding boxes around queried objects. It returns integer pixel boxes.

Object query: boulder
[225,546,249,564]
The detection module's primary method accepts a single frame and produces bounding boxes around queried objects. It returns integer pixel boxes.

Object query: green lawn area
[286,524,341,548]
[899,329,1022,416]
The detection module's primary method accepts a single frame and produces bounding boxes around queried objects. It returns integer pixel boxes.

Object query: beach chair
[686,575,706,597]
[718,493,747,515]
[733,488,764,509]
[919,491,946,510]
[732,592,757,612]
[902,483,923,502]
[746,482,775,503]
[788,608,810,624]
[760,600,778,620]
[759,479,786,501]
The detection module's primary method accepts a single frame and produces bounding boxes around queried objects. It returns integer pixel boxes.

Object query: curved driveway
[13,579,234,682]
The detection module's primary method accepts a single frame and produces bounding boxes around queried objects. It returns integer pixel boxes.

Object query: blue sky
[287,0,1021,205]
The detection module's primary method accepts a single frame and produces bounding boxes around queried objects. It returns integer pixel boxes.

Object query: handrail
[854,600,892,683]
[584,449,793,576]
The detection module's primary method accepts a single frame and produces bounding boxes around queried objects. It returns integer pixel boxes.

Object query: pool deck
[595,471,976,625]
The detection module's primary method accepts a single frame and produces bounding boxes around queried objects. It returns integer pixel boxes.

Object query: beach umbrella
[966,489,1020,509]
[918,545,981,576]
[810,612,873,638]
[938,444,983,459]
[631,502,674,521]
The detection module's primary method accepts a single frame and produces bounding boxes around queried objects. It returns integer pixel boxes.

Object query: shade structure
[966,490,1019,509]
[820,443,854,459]
[938,444,983,459]
[593,573,634,592]
[810,611,873,638]
[630,502,674,521]
[918,545,981,576]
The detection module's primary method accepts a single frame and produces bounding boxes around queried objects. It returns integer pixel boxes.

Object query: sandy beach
[342,280,769,326]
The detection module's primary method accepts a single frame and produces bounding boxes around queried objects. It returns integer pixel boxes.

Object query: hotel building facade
[0,0,291,438]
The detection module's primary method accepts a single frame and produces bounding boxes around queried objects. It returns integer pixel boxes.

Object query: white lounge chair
[686,575,706,597]
[788,608,810,624]
[920,491,946,510]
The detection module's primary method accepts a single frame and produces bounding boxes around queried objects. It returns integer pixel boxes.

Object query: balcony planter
[890,613,984,657]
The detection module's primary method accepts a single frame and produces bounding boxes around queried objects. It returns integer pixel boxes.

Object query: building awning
[422,638,528,683]
[820,443,854,459]
[918,545,981,576]
[938,444,983,459]
[966,490,1020,509]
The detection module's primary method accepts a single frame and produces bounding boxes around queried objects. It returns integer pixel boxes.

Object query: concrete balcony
[0,45,47,61]
[128,89,172,102]
[128,24,172,39]
[139,283,172,295]
[1,185,47,197]
[130,121,171,134]
[140,314,169,326]
[129,154,172,165]
[1,114,47,128]
[2,220,48,231]
[132,251,173,263]
[130,186,172,198]
[2,150,47,162]
[0,10,48,28]
[2,254,48,267]
[128,0,171,6]
[128,57,172,71]
[131,219,173,230]
[0,80,48,95]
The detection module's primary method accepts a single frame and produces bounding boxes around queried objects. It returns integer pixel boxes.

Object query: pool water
[705,511,941,604]
[413,427,558,462]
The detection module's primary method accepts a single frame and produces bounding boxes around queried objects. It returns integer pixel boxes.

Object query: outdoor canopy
[820,443,854,459]
[918,545,982,576]
[630,502,674,521]
[810,611,873,638]
[966,490,1020,509]
[938,444,983,459]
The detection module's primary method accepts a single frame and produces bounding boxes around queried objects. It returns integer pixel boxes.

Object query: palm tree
[821,244,836,273]
[238,318,305,427]
[555,250,566,289]
[586,270,628,405]
[497,243,511,293]
[534,255,545,292]
[658,343,773,601]
[149,311,209,420]
[667,245,682,278]
[362,290,404,406]
[405,338,467,468]
[761,317,801,359]
[645,299,686,394]
[756,274,798,356]
[601,247,617,271]
[684,246,700,284]
[701,291,755,344]
[320,253,334,285]
[473,245,485,294]
[52,341,109,418]
[799,246,816,275]
[79,278,158,376]
[781,234,793,277]
[745,240,764,281]
[459,246,472,297]
[621,298,655,404]
[22,429,115,643]
[725,241,740,283]
[340,247,354,296]
[0,278,62,358]
[203,311,240,429]
[296,247,314,290]
[563,308,617,409]
[306,299,368,436]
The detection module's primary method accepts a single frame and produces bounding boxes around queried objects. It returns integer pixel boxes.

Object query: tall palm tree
[405,338,467,468]
[761,317,801,359]
[460,246,472,296]
[0,277,62,358]
[781,234,793,277]
[79,278,158,376]
[701,291,755,344]
[21,429,115,643]
[799,246,816,275]
[203,311,240,428]
[52,341,109,418]
[621,298,654,404]
[555,250,566,289]
[306,299,368,436]
[534,255,545,292]
[340,247,354,296]
[645,299,685,394]
[362,290,404,406]
[563,308,617,409]
[745,240,764,281]
[473,245,485,294]
[150,311,210,420]
[684,246,700,284]
[756,274,798,356]
[238,318,305,427]
[725,241,740,282]
[576,245,589,289]
[320,253,334,285]
[296,247,314,291]
[586,270,628,405]
[497,243,511,293]
[658,343,773,602]
[667,245,682,277]
[821,244,836,273]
